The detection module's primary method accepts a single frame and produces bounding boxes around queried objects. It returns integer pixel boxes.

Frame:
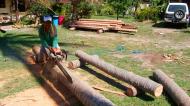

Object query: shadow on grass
[0,33,81,105]
[152,22,187,29]
[81,66,155,101]
[181,30,190,34]
[0,22,14,26]
[68,28,135,35]
[59,42,92,48]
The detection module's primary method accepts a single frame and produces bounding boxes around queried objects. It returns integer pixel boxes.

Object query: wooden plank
[92,86,126,96]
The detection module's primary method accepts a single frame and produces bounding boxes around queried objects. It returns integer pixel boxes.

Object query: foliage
[77,1,94,18]
[135,0,168,22]
[52,3,72,16]
[28,2,49,17]
[100,4,115,16]
[106,0,132,19]
[136,7,160,22]
[20,16,33,25]
[151,0,168,19]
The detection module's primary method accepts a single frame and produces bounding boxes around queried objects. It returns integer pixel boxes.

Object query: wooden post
[153,69,190,106]
[75,50,163,97]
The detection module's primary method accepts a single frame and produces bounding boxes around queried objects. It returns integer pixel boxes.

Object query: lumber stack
[70,19,137,33]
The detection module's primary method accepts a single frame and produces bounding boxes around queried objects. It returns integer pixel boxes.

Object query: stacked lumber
[70,19,137,33]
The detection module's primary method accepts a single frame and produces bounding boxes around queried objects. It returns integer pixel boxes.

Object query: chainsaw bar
[45,48,72,83]
[56,60,73,83]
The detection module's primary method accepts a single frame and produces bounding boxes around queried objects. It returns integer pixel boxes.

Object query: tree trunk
[75,50,163,97]
[153,69,190,106]
[34,16,40,26]
[15,0,19,23]
[32,46,115,106]
[116,8,119,20]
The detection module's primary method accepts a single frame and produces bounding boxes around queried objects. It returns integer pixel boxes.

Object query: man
[38,16,61,63]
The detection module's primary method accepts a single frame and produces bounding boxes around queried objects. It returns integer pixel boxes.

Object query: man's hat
[43,15,52,22]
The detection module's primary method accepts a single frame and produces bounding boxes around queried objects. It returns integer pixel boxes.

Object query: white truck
[164,3,189,28]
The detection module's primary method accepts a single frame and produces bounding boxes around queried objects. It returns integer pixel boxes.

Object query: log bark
[68,59,137,96]
[153,69,190,106]
[75,50,163,97]
[44,62,115,106]
[32,46,114,106]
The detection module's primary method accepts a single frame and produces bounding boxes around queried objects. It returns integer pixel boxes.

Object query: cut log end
[68,60,82,69]
[69,27,76,31]
[125,86,138,97]
[97,29,104,33]
[154,84,163,97]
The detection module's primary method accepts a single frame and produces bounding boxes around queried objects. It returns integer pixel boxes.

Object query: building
[0,0,31,15]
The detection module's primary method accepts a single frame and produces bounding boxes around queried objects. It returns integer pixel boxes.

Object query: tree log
[32,46,115,106]
[44,61,114,106]
[153,69,190,106]
[68,55,99,69]
[75,50,163,97]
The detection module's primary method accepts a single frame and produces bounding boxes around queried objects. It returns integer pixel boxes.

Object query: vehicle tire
[174,9,185,20]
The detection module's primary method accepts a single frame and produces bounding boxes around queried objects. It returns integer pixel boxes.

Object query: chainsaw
[45,48,73,83]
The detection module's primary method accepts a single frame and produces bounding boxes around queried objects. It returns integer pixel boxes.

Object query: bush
[136,7,159,22]
[52,3,72,16]
[77,2,94,18]
[28,2,50,16]
[100,4,115,16]
[20,16,33,25]
[52,3,72,22]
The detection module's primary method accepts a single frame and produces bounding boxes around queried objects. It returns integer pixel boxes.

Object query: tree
[106,0,131,20]
[28,1,52,26]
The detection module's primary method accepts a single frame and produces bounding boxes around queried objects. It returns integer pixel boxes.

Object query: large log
[32,46,115,106]
[153,69,190,106]
[75,50,163,97]
[68,59,138,97]
[68,55,99,69]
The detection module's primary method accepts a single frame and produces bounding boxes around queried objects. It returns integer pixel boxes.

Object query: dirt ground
[0,87,60,106]
[0,51,80,106]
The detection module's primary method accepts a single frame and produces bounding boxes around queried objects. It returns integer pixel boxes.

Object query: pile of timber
[70,19,137,33]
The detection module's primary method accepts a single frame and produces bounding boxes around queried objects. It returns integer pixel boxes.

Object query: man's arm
[39,27,49,48]
[52,26,59,48]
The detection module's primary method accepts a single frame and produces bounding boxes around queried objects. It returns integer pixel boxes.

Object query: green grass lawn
[0,16,190,105]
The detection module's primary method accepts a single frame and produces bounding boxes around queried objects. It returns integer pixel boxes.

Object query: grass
[0,16,190,105]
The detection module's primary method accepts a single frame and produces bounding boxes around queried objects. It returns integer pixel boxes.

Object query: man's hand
[52,48,61,54]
